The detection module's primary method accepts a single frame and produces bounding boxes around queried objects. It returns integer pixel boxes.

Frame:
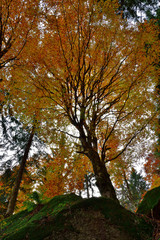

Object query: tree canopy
[9,0,159,198]
[0,0,160,216]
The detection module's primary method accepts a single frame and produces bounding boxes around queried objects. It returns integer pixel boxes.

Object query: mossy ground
[0,194,81,240]
[0,194,154,240]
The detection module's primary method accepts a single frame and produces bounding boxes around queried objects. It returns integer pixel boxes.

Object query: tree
[0,168,13,217]
[117,168,149,211]
[0,114,34,216]
[143,7,160,188]
[5,124,35,217]
[118,0,159,20]
[83,172,96,198]
[18,0,159,200]
[0,110,49,217]
[0,165,30,216]
[0,114,32,172]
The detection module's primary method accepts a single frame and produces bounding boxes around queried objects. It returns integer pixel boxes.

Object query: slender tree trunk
[122,170,135,207]
[5,126,35,217]
[87,149,118,202]
[85,175,90,199]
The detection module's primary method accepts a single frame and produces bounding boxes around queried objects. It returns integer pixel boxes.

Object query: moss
[0,194,154,240]
[69,197,153,240]
[137,186,160,215]
[0,193,82,240]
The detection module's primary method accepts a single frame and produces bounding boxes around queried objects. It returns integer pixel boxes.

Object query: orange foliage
[0,0,40,114]
[0,0,39,67]
[144,153,160,188]
[8,0,160,159]
[108,157,130,188]
[38,154,92,199]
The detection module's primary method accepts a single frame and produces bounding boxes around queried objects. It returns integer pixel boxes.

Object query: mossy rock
[137,186,160,219]
[0,194,154,240]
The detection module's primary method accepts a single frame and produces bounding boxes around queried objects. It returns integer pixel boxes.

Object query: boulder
[137,186,160,220]
[0,194,154,240]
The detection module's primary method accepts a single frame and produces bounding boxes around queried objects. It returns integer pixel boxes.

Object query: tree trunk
[87,149,118,202]
[5,126,35,217]
[85,175,90,199]
[122,169,135,207]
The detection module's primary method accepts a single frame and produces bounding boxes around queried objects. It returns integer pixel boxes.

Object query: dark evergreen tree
[0,111,49,216]
[118,0,159,20]
[117,169,149,211]
[0,113,47,173]
[129,170,149,203]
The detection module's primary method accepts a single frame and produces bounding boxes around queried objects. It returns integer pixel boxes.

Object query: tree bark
[5,126,35,217]
[87,149,118,202]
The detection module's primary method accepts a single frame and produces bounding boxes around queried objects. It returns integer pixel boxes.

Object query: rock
[137,186,160,220]
[0,194,154,240]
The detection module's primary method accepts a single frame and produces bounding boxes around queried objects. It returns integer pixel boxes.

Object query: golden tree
[11,0,160,200]
[0,0,41,216]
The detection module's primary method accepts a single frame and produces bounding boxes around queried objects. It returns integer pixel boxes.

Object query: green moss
[137,186,160,215]
[0,193,82,240]
[0,194,154,240]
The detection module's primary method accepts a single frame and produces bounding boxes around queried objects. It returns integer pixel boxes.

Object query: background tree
[37,133,93,199]
[147,7,160,188]
[0,110,50,216]
[0,113,42,172]
[0,0,41,215]
[5,122,35,217]
[0,169,13,217]
[118,0,158,20]
[0,0,40,111]
[119,0,160,190]
[116,168,149,211]
[0,164,32,216]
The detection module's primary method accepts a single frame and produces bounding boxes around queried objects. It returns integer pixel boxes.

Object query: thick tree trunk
[5,126,35,217]
[87,150,118,202]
